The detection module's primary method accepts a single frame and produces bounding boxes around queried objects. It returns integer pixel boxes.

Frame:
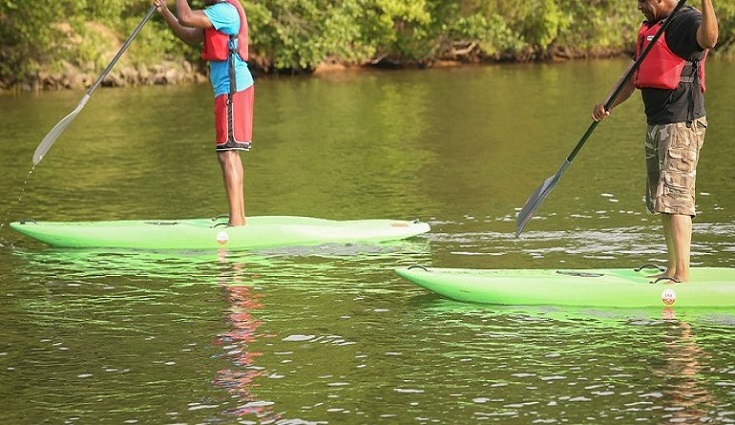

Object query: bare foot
[228,217,247,227]
[654,275,683,284]
[672,274,689,283]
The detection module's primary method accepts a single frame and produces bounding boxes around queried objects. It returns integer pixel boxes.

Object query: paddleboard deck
[395,266,735,308]
[10,216,430,250]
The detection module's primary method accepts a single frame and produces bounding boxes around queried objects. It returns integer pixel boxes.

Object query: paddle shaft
[566,0,687,163]
[515,0,687,237]
[87,6,157,95]
[32,6,156,165]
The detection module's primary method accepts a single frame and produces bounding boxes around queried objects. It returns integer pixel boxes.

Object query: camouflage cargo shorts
[645,117,707,216]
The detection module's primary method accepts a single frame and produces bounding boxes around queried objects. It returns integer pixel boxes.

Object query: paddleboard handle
[634,264,666,272]
[18,219,38,225]
[407,265,429,271]
[555,271,604,278]
[654,276,681,284]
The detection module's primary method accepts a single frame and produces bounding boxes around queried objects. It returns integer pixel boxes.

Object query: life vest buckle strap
[229,34,239,54]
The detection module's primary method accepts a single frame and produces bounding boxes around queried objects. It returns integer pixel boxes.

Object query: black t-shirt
[639,7,706,125]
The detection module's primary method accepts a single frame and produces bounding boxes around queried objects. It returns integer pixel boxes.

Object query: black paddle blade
[515,160,571,237]
[513,0,688,238]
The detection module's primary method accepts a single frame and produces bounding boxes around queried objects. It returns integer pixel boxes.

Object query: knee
[217,150,238,166]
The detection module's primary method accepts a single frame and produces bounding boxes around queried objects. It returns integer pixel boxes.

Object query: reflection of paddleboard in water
[395,266,735,308]
[10,216,430,250]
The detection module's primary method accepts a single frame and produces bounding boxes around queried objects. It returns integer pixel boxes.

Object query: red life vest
[634,19,705,92]
[201,0,249,61]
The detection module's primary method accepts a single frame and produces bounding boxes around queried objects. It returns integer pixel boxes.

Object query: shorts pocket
[664,173,694,192]
[667,147,698,173]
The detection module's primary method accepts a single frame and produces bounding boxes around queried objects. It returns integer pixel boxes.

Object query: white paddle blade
[33,94,90,165]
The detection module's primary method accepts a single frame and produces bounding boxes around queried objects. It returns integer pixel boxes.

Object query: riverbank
[1,44,631,95]
[4,1,733,96]
[1,59,207,94]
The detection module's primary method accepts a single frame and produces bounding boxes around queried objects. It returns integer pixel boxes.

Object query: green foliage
[449,13,525,59]
[1,0,733,86]
[244,0,323,71]
[554,0,640,51]
[715,1,735,54]
[0,1,67,81]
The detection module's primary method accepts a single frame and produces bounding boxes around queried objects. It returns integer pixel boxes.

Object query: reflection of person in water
[653,317,714,423]
[213,256,279,420]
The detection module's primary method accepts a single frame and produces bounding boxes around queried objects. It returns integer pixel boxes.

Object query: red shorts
[214,86,254,151]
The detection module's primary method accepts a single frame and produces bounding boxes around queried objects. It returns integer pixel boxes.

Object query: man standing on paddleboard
[592,0,718,283]
[153,0,253,226]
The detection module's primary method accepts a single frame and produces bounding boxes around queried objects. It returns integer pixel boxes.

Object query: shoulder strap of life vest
[219,0,248,100]
[222,0,248,61]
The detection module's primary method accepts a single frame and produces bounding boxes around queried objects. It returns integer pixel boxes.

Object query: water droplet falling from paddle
[1,166,35,231]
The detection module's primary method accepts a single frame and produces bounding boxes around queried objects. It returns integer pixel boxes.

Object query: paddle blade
[515,160,571,237]
[33,94,90,165]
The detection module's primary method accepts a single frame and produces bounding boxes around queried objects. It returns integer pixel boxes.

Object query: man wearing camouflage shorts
[592,0,718,282]
[645,118,707,218]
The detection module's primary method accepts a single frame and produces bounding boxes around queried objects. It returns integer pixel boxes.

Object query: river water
[1,59,734,424]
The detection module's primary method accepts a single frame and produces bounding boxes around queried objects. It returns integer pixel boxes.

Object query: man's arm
[153,0,211,45]
[592,60,637,122]
[696,0,718,49]
[175,0,214,29]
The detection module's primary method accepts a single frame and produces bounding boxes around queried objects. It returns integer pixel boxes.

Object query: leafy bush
[1,0,732,87]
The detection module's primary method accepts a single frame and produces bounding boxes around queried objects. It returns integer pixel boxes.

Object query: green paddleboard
[10,216,430,250]
[395,266,735,308]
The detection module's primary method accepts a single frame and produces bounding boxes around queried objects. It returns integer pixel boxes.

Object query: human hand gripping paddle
[32,6,157,165]
[514,0,687,238]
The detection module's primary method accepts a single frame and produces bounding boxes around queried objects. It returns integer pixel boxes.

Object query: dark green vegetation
[1,0,734,91]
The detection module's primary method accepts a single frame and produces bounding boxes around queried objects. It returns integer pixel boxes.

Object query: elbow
[182,30,203,45]
[707,35,718,49]
[698,29,719,50]
[701,37,718,50]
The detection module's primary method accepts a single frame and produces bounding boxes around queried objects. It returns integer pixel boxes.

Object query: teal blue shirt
[203,2,253,97]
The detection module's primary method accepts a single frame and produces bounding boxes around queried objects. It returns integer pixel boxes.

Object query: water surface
[1,59,734,423]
